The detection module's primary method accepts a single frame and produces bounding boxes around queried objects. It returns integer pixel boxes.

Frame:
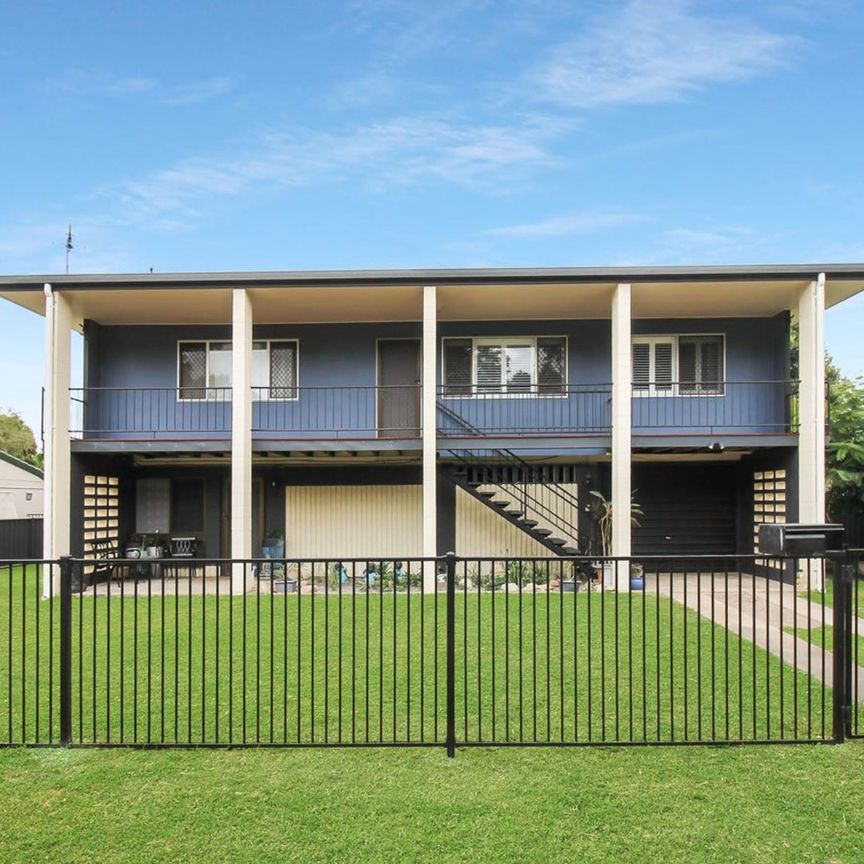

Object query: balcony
[69,385,422,442]
[67,380,799,446]
[252,385,421,439]
[70,387,232,440]
[436,384,612,437]
[631,380,798,436]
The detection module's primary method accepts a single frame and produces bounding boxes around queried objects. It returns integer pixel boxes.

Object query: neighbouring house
[0,450,43,520]
[0,265,861,589]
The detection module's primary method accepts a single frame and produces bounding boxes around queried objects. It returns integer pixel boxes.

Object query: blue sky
[1,0,863,435]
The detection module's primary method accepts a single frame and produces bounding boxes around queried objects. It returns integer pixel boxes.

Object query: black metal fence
[0,518,42,559]
[0,552,860,751]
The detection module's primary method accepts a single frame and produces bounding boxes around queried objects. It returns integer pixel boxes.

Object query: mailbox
[757,523,845,557]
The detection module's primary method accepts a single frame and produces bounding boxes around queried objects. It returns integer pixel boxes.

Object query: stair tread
[533,528,552,537]
[520,519,538,527]
[561,547,580,555]
[548,538,567,546]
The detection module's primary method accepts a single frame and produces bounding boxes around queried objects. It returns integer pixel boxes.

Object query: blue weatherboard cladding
[82,314,790,438]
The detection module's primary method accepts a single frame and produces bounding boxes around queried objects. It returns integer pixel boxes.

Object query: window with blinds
[179,343,207,400]
[632,338,674,393]
[442,339,472,395]
[442,336,567,395]
[269,341,298,399]
[632,335,724,395]
[537,337,567,395]
[179,339,299,400]
[679,336,724,394]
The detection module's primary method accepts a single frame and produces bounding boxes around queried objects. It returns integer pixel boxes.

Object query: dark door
[377,340,421,437]
[633,464,737,556]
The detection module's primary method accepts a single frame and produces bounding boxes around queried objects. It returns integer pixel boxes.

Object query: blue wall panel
[84,316,789,438]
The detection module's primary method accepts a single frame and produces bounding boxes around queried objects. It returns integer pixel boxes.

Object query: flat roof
[1,262,864,291]
[2,264,862,323]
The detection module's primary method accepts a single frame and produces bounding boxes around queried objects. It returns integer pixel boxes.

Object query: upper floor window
[632,335,724,395]
[178,340,298,400]
[442,336,567,396]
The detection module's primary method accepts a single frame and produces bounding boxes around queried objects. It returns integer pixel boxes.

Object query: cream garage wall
[285,485,423,560]
[456,486,554,558]
[285,481,580,560]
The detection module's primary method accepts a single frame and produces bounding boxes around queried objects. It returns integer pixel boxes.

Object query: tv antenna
[65,225,73,274]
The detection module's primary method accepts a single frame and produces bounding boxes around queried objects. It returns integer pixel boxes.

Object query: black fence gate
[0,552,861,751]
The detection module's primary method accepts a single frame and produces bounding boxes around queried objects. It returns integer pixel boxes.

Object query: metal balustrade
[67,380,799,440]
[631,380,798,434]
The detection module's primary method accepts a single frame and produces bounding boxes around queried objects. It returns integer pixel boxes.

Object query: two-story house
[1,265,860,591]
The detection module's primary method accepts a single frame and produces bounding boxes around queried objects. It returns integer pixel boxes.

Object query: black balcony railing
[252,385,421,438]
[631,380,799,434]
[70,387,232,438]
[68,380,800,440]
[437,384,612,436]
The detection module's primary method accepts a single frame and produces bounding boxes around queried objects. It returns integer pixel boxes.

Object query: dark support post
[832,553,853,743]
[445,551,457,758]
[59,556,73,746]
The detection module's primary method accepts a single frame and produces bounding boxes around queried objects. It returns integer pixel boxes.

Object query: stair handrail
[444,447,595,553]
[437,399,585,514]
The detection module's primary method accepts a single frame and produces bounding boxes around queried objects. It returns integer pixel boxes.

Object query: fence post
[445,551,457,758]
[59,556,73,746]
[832,553,852,743]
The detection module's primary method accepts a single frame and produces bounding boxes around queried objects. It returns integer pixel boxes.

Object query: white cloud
[106,116,560,223]
[529,0,800,108]
[487,209,643,238]
[54,70,233,106]
[159,77,233,106]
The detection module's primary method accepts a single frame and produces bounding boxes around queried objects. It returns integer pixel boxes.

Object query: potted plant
[263,528,285,559]
[274,560,297,594]
[589,490,643,590]
[561,562,581,593]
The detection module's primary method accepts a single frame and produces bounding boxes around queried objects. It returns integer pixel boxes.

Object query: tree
[0,409,39,466]
[826,360,864,516]
[789,324,864,517]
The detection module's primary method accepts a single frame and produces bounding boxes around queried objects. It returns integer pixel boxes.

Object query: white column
[422,284,437,590]
[42,285,72,595]
[797,273,826,589]
[611,283,632,592]
[231,288,253,592]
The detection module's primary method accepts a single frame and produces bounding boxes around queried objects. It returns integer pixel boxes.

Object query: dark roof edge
[0,450,43,479]
[0,263,863,291]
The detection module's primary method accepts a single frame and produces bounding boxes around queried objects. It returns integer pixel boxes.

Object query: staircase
[437,401,595,557]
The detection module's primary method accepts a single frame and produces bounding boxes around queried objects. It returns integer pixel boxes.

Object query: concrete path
[648,572,864,697]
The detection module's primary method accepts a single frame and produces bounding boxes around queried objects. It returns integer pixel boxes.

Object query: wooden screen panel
[83,474,120,575]
[754,469,786,567]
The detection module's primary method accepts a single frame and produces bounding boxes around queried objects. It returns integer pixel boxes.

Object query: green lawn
[787,624,864,667]
[1,565,833,745]
[1,744,863,863]
[803,573,864,619]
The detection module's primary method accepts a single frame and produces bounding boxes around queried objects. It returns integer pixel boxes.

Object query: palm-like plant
[589,490,643,558]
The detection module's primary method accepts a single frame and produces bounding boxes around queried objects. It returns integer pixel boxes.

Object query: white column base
[797,559,824,593]
[614,560,631,593]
